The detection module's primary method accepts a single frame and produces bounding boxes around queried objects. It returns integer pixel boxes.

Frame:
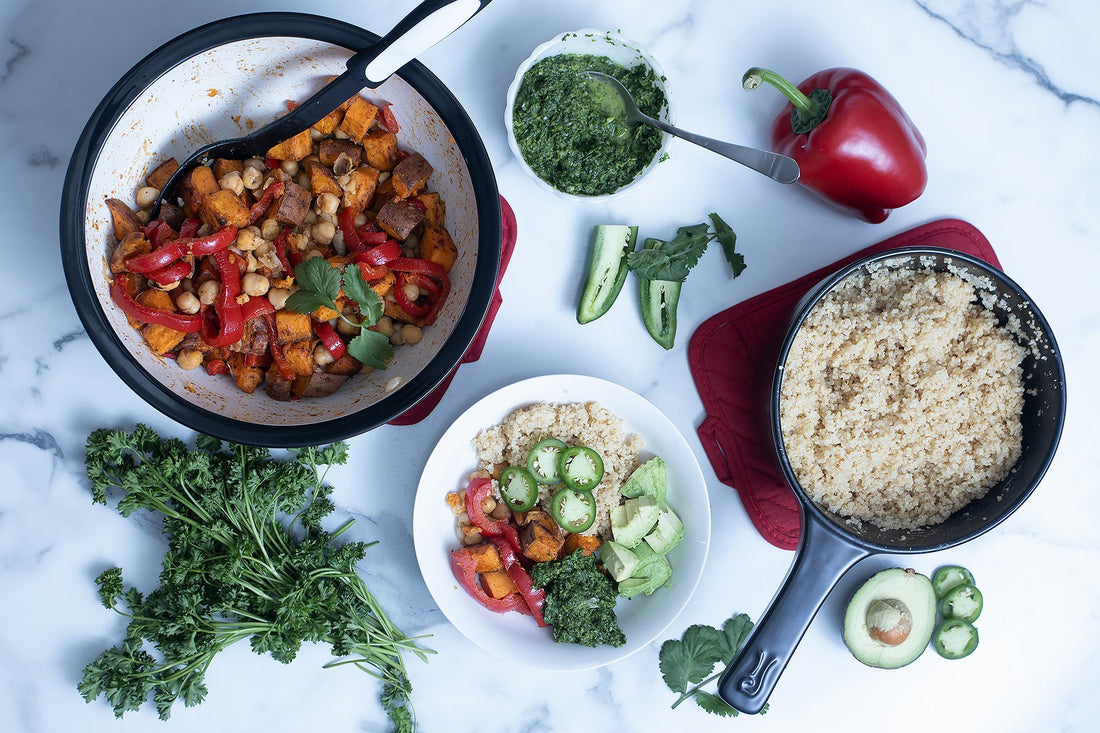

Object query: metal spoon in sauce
[586,71,800,184]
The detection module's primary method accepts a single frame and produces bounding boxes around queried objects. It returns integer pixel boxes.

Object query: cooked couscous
[779,263,1026,530]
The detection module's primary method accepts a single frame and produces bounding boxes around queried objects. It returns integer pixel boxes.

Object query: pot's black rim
[769,246,1066,555]
[60,12,501,447]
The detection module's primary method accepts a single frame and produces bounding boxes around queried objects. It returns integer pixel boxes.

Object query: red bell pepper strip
[204,358,229,376]
[355,227,389,246]
[449,548,529,615]
[261,312,296,382]
[491,537,548,627]
[393,272,431,319]
[178,218,202,239]
[240,294,275,322]
[408,197,427,213]
[338,207,365,251]
[269,226,295,274]
[743,67,927,224]
[200,249,244,347]
[126,226,237,274]
[464,477,522,555]
[142,220,177,246]
[390,257,450,326]
[379,102,399,134]
[265,157,281,170]
[313,320,347,360]
[144,259,192,287]
[109,273,202,332]
[358,238,402,267]
[355,260,388,282]
[247,180,285,225]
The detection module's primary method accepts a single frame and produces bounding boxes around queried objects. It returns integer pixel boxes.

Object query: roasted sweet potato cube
[273,180,312,227]
[525,508,561,535]
[312,106,343,135]
[110,231,151,273]
[145,158,179,190]
[418,225,458,272]
[339,96,378,143]
[417,192,445,228]
[467,543,504,573]
[274,310,312,344]
[361,130,400,171]
[481,570,518,600]
[375,200,423,241]
[212,158,244,181]
[201,188,250,229]
[563,533,602,557]
[105,198,144,240]
[227,353,265,394]
[307,161,343,197]
[136,288,176,311]
[179,166,219,217]
[318,139,362,168]
[341,166,381,213]
[264,369,295,401]
[370,175,397,210]
[391,152,433,199]
[266,128,313,162]
[521,520,565,563]
[282,338,315,377]
[370,270,396,298]
[326,352,363,376]
[141,323,186,355]
[293,371,348,398]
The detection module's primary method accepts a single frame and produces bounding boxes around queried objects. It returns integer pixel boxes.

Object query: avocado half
[843,568,936,669]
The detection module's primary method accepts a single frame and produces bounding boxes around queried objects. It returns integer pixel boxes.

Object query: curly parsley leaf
[347,329,394,369]
[94,567,124,609]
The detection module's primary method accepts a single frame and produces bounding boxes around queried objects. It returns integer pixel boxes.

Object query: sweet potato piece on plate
[110,231,151,273]
[563,533,601,556]
[521,520,565,563]
[341,166,381,213]
[273,311,312,344]
[390,152,433,199]
[481,570,519,600]
[179,166,219,217]
[466,543,505,573]
[418,225,458,272]
[105,198,144,241]
[339,96,379,142]
[201,188,250,229]
[266,128,312,162]
[361,130,400,171]
[145,158,179,190]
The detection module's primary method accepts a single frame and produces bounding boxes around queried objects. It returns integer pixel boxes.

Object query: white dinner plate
[413,373,711,670]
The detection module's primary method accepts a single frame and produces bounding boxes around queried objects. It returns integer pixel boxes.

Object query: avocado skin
[843,568,936,669]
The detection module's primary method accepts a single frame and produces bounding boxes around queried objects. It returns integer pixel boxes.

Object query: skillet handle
[717,513,870,714]
[350,0,494,86]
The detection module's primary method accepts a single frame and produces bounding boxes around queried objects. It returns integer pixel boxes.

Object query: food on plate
[511,53,667,196]
[658,612,758,716]
[843,568,936,669]
[932,563,982,659]
[105,91,457,401]
[779,264,1027,530]
[446,401,687,644]
[577,215,745,349]
[79,425,428,727]
[742,66,927,223]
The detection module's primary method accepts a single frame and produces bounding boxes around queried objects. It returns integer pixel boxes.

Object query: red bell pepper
[450,547,529,615]
[126,226,238,274]
[390,257,450,326]
[271,226,294,274]
[464,477,522,555]
[240,294,275,322]
[313,320,347,360]
[743,66,927,224]
[357,238,402,267]
[200,249,244,347]
[144,259,192,287]
[491,537,548,627]
[262,312,296,382]
[338,207,365,252]
[204,358,229,376]
[379,102,399,134]
[178,218,202,239]
[355,227,389,247]
[109,273,201,332]
[247,180,285,225]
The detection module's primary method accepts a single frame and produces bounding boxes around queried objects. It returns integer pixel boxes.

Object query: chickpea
[402,281,420,303]
[313,343,335,366]
[302,249,324,262]
[280,159,299,176]
[316,192,340,215]
[335,316,361,337]
[297,172,311,190]
[197,279,221,306]
[479,495,496,514]
[400,324,422,345]
[235,225,263,251]
[218,170,244,196]
[135,209,151,224]
[288,232,309,252]
[304,209,318,227]
[267,287,292,310]
[332,153,354,177]
[175,290,201,314]
[310,128,325,141]
[241,273,270,297]
[312,219,336,245]
[135,186,159,209]
[334,128,350,140]
[242,165,263,190]
[244,157,265,171]
[490,502,511,520]
[389,329,404,346]
[176,349,204,370]
[354,212,368,228]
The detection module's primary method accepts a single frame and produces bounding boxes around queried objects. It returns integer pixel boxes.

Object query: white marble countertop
[2,0,1098,731]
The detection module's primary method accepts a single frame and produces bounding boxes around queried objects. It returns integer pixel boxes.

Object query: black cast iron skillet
[60,12,501,447]
[718,246,1066,713]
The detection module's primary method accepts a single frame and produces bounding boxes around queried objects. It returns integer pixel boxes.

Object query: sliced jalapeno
[559,445,604,492]
[498,466,539,512]
[527,438,567,484]
[931,565,975,598]
[549,487,597,533]
[938,583,983,623]
[933,617,979,659]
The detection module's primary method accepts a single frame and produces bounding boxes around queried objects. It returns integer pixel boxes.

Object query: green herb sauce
[512,53,667,196]
[530,549,626,647]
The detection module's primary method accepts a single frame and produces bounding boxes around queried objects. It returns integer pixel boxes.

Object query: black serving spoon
[151,0,492,218]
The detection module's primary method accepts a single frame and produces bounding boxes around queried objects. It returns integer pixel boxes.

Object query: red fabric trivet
[389,196,517,426]
[687,219,1002,550]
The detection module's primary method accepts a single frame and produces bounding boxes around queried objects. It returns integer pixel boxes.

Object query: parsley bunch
[659,613,764,717]
[284,258,394,368]
[79,425,431,730]
[626,213,745,282]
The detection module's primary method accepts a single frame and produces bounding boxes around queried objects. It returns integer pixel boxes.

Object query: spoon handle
[645,116,800,184]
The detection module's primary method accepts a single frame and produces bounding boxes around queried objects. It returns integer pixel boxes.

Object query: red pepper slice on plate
[240,294,275,322]
[449,548,528,615]
[359,238,402,267]
[491,538,548,627]
[247,180,285,225]
[356,227,389,247]
[261,312,296,382]
[379,102,399,134]
[126,226,237,274]
[389,257,450,326]
[109,273,201,332]
[271,226,294,274]
[743,66,927,224]
[144,259,192,287]
[204,358,229,376]
[338,207,365,251]
[178,218,202,239]
[313,320,347,361]
[464,477,522,555]
[200,249,244,347]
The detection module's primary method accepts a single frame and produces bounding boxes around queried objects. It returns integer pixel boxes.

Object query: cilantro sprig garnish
[658,613,767,717]
[626,212,745,282]
[80,425,431,729]
[284,257,393,368]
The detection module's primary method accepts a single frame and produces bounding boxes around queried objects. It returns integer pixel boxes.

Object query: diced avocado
[600,541,639,583]
[618,545,673,599]
[643,503,684,554]
[620,456,668,503]
[610,495,660,549]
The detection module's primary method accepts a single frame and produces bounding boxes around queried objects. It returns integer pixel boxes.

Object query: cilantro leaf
[709,213,745,278]
[293,256,342,301]
[284,290,336,316]
[347,329,394,369]
[696,690,740,717]
[717,613,754,662]
[341,264,384,324]
[659,624,724,693]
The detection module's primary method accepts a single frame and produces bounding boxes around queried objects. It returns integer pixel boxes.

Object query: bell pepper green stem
[743,67,832,135]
